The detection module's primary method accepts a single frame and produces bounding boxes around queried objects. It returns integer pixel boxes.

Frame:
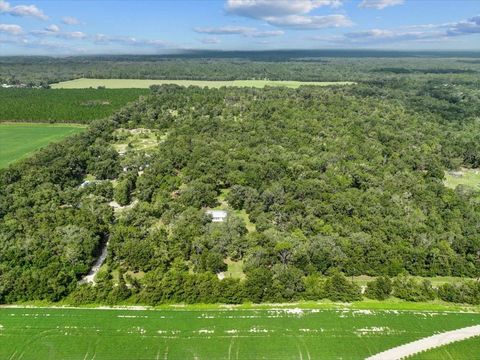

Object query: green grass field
[0,123,85,168]
[410,336,480,359]
[444,168,480,190]
[51,78,355,89]
[0,88,148,123]
[0,307,479,360]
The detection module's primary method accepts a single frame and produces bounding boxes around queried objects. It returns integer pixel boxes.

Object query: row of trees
[69,270,480,306]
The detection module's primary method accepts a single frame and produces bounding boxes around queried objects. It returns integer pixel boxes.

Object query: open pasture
[0,307,479,360]
[0,123,85,168]
[0,88,148,123]
[51,78,355,89]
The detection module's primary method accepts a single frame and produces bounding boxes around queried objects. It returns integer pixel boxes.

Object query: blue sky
[0,0,479,55]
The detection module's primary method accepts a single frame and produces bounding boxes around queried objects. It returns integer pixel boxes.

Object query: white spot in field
[352,310,374,315]
[299,328,324,333]
[197,329,214,334]
[285,308,304,316]
[225,329,238,334]
[249,327,270,333]
[198,313,215,319]
[117,315,148,318]
[355,326,397,337]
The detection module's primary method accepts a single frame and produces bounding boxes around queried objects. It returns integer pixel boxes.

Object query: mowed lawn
[0,123,85,168]
[411,336,480,359]
[0,307,479,360]
[51,78,355,89]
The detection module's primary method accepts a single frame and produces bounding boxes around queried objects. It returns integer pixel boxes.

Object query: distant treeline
[1,52,479,85]
[372,67,477,74]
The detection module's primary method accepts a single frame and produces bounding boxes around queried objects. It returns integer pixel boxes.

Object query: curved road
[365,325,480,360]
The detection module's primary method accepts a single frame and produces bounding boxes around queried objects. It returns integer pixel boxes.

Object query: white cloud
[61,16,80,25]
[0,1,48,20]
[30,28,87,40]
[226,0,342,18]
[225,0,350,30]
[194,26,255,35]
[93,34,169,47]
[446,15,480,36]
[62,31,86,39]
[359,0,404,10]
[250,30,284,37]
[199,37,221,44]
[344,28,443,43]
[194,26,284,38]
[0,23,23,35]
[0,0,8,11]
[265,14,352,29]
[324,15,480,45]
[45,24,60,33]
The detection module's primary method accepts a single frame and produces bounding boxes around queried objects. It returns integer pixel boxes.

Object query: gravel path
[365,325,480,360]
[80,240,109,284]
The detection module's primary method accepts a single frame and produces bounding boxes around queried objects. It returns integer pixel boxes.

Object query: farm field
[0,123,85,168]
[411,336,480,359]
[51,78,355,89]
[0,307,479,360]
[0,88,148,123]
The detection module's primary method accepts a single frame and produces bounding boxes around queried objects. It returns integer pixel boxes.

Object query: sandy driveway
[365,325,480,360]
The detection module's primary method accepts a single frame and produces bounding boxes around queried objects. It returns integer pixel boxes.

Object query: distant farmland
[0,88,148,123]
[51,78,355,89]
[0,307,479,360]
[0,123,85,168]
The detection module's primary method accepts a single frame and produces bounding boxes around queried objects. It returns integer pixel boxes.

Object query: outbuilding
[206,210,228,222]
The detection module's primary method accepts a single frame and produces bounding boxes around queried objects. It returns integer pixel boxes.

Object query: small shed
[206,210,228,223]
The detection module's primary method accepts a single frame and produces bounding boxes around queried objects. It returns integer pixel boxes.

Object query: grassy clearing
[444,168,480,190]
[221,258,246,280]
[0,88,148,123]
[216,189,256,232]
[0,123,85,168]
[0,307,478,360]
[410,336,480,359]
[51,78,355,89]
[352,275,476,287]
[112,128,160,154]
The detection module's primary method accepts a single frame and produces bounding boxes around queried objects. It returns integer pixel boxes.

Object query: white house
[206,210,228,222]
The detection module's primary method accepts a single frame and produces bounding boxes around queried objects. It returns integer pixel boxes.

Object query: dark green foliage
[114,172,137,206]
[438,281,480,305]
[1,55,480,305]
[365,276,393,300]
[0,88,148,123]
[392,276,436,302]
[323,272,362,302]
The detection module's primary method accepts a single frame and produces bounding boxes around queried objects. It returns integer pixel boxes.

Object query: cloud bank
[0,0,48,20]
[225,0,351,29]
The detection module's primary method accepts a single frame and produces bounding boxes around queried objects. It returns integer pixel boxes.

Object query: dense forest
[1,51,479,85]
[1,54,480,305]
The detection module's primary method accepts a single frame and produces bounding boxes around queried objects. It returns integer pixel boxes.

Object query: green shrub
[365,276,393,300]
